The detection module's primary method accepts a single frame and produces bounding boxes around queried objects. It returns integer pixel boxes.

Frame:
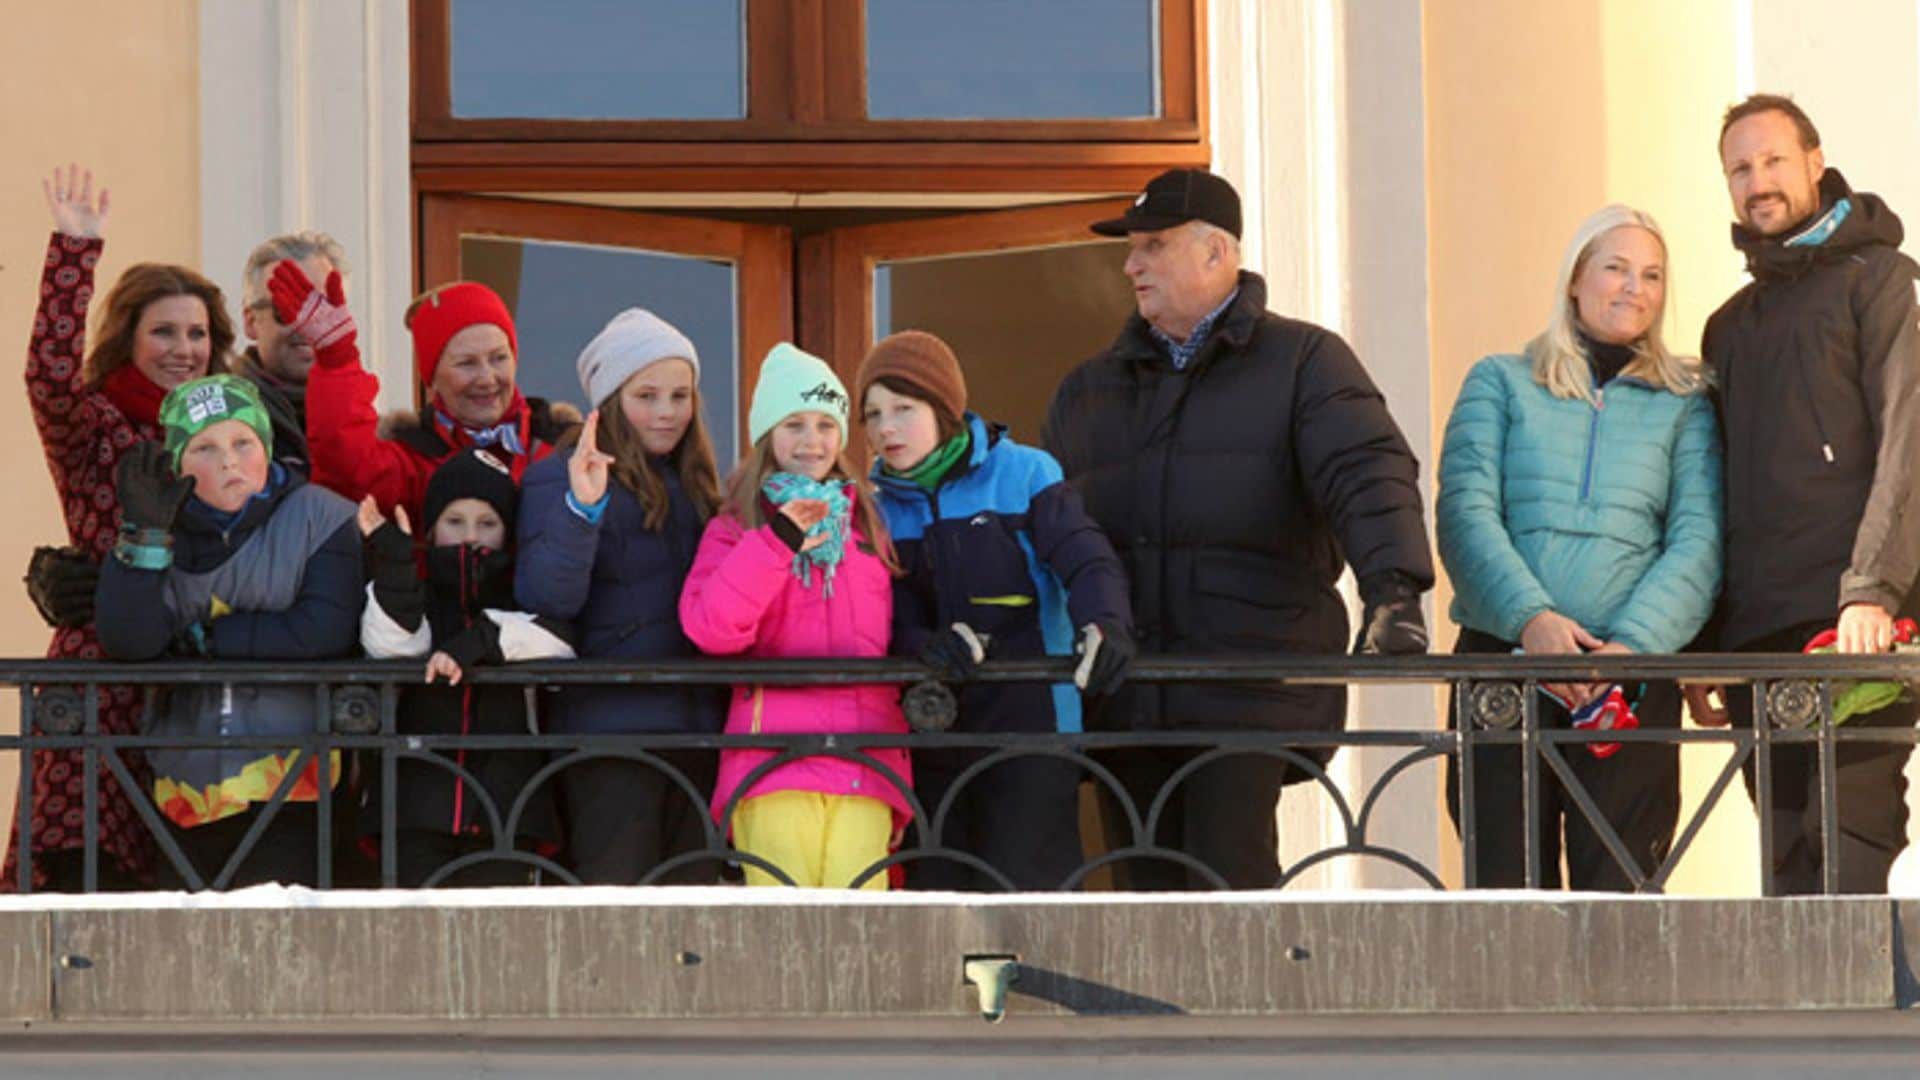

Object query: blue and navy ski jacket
[872,414,1130,733]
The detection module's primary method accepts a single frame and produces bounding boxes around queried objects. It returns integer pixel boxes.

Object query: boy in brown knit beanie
[857,329,1134,892]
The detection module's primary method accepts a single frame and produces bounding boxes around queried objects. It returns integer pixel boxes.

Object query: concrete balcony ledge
[2,889,1918,1029]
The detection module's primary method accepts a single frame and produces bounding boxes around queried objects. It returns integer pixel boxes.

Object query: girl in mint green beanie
[679,343,910,890]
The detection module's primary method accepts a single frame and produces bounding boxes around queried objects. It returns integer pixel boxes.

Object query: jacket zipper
[750,686,764,734]
[218,527,237,725]
[1578,388,1605,502]
[918,485,945,623]
[1792,355,1837,463]
[452,549,472,835]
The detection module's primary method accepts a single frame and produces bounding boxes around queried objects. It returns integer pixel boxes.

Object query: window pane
[451,0,745,120]
[867,0,1159,120]
[873,240,1133,445]
[459,236,739,459]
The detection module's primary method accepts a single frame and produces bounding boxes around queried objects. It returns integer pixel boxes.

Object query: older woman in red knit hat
[272,267,577,528]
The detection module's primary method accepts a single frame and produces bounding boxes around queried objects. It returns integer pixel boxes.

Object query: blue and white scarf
[1784,197,1853,249]
[761,472,852,595]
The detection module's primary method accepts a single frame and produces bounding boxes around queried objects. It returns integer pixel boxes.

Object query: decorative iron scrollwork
[331,685,382,734]
[1766,680,1822,730]
[1469,681,1523,730]
[902,679,958,732]
[33,685,83,735]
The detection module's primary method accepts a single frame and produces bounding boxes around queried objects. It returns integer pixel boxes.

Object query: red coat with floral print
[6,233,158,890]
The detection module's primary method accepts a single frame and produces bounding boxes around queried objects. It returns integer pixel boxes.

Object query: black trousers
[558,750,720,885]
[157,803,322,891]
[25,848,149,893]
[905,748,1084,892]
[1728,622,1915,895]
[391,829,543,888]
[1092,746,1294,890]
[1446,627,1681,891]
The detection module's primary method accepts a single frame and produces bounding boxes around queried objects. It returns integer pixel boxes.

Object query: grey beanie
[576,308,700,409]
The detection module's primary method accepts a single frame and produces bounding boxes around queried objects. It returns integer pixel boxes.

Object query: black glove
[25,545,99,628]
[1355,572,1429,655]
[114,441,195,536]
[919,622,990,681]
[366,519,416,576]
[1073,621,1135,697]
[365,520,425,631]
[437,618,504,674]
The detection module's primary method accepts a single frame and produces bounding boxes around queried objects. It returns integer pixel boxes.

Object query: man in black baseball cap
[1042,165,1435,892]
[1090,167,1243,239]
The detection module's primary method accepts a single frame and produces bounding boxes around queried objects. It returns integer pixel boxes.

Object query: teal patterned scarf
[761,472,852,595]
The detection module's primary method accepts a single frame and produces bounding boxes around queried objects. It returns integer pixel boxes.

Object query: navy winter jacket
[1436,354,1722,653]
[872,415,1130,733]
[96,466,362,664]
[514,449,723,734]
[95,466,362,822]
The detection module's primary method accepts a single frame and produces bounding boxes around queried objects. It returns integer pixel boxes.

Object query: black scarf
[424,543,515,642]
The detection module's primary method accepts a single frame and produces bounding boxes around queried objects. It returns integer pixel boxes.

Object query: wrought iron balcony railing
[4,653,1916,895]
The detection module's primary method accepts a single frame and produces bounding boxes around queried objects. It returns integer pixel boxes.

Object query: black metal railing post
[1456,679,1477,890]
[379,679,398,890]
[1521,678,1542,890]
[313,681,333,891]
[82,680,99,894]
[1817,679,1841,895]
[1755,679,1777,898]
[15,685,32,893]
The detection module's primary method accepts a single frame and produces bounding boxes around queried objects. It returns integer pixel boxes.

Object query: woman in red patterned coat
[10,165,235,891]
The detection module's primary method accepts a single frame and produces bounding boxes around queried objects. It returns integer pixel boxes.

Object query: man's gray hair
[1186,219,1241,266]
[241,231,350,309]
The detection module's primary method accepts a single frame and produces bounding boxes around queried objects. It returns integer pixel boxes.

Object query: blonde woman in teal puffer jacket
[1436,204,1723,891]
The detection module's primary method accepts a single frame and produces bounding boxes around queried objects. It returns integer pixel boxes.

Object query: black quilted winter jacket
[1042,272,1433,734]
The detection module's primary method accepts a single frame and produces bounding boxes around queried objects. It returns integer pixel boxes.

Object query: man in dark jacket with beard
[1042,168,1434,890]
[1694,95,1920,894]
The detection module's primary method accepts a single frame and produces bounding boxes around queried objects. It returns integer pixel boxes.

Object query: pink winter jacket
[678,498,912,830]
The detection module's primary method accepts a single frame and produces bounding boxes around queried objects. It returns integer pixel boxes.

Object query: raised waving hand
[43,163,109,239]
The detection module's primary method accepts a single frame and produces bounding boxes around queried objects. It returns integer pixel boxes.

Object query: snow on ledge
[0,885,1825,913]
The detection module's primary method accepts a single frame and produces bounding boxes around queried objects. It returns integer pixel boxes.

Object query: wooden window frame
[411,0,1208,192]
[416,0,1201,141]
[798,197,1134,383]
[419,194,793,443]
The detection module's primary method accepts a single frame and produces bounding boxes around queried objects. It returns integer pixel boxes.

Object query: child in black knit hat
[359,447,573,887]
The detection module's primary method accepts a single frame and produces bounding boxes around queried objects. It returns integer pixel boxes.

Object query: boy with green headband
[96,374,362,889]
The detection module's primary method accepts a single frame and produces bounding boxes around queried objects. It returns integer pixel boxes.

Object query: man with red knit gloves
[276,262,578,529]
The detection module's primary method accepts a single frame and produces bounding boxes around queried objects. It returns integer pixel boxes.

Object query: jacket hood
[1734,169,1906,281]
[963,412,1006,467]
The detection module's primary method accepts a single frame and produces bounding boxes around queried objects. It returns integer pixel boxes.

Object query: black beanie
[424,448,519,540]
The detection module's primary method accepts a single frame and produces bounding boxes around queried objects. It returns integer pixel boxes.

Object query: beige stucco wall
[0,1,202,865]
